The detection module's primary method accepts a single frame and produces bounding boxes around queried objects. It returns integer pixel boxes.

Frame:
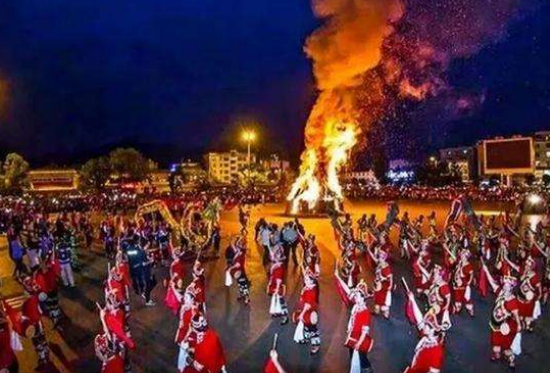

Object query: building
[386,159,415,184]
[27,169,79,192]
[148,170,171,191]
[343,170,378,184]
[204,150,256,184]
[534,131,550,180]
[180,160,207,183]
[439,146,477,182]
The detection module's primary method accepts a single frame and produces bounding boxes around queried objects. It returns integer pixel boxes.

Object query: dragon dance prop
[135,199,222,251]
[135,200,179,228]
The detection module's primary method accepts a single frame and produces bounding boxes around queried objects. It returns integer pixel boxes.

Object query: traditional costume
[292,270,320,354]
[345,282,374,373]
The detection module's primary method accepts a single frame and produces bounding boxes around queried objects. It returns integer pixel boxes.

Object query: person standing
[56,234,75,287]
[426,265,452,329]
[517,256,542,332]
[210,223,221,258]
[451,249,475,316]
[21,277,51,369]
[225,234,251,305]
[372,250,393,319]
[267,245,289,325]
[25,233,41,270]
[292,269,321,355]
[259,222,273,265]
[403,311,446,373]
[0,307,20,373]
[345,282,374,373]
[180,312,227,373]
[125,237,155,306]
[488,276,522,368]
[255,218,266,242]
[281,222,299,267]
[7,231,27,280]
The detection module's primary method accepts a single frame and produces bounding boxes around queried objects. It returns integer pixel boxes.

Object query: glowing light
[241,130,256,143]
[527,194,543,206]
[287,120,358,214]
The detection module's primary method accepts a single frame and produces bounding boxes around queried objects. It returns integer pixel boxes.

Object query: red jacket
[345,306,373,352]
[182,329,226,373]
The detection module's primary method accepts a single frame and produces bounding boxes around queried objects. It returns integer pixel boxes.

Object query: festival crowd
[0,191,549,373]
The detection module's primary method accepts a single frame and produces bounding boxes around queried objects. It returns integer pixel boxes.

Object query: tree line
[0,148,156,194]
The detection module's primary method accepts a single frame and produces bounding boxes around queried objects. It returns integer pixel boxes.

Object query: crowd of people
[345,184,547,203]
[0,189,549,373]
[0,209,92,371]
[326,199,550,372]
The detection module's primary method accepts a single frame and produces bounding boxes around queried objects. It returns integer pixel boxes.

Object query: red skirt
[452,287,471,304]
[491,322,517,350]
[407,344,445,373]
[518,300,536,318]
[374,289,390,306]
[102,355,125,373]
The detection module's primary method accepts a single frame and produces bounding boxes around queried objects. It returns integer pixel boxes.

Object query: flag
[384,201,399,229]
[264,358,284,373]
[478,263,489,297]
[334,273,351,307]
[405,291,423,327]
[164,286,181,315]
[461,197,480,230]
[104,312,136,349]
[445,196,464,228]
[478,261,498,296]
[2,300,23,335]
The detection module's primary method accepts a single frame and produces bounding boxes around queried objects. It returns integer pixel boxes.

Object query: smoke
[368,0,530,160]
[302,0,404,168]
[290,0,531,207]
[305,0,403,91]
[288,0,404,210]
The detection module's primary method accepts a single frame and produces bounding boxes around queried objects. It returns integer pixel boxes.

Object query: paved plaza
[1,200,549,373]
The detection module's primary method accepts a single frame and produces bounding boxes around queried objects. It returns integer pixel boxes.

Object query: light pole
[241,129,256,186]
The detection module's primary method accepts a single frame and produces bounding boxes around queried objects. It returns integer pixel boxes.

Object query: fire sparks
[287,0,401,214]
[288,0,524,214]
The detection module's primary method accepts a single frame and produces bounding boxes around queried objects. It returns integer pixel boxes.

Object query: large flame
[287,0,402,213]
[289,0,521,214]
[287,118,358,213]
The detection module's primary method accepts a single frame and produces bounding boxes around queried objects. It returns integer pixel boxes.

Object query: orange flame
[288,0,402,213]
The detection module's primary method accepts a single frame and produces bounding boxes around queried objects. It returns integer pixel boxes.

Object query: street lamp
[241,129,257,185]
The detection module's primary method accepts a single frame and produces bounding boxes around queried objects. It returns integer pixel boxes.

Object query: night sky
[0,0,548,166]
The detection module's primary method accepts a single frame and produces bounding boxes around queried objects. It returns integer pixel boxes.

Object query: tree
[1,153,29,193]
[109,148,152,182]
[236,163,269,186]
[416,159,463,187]
[80,156,112,191]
